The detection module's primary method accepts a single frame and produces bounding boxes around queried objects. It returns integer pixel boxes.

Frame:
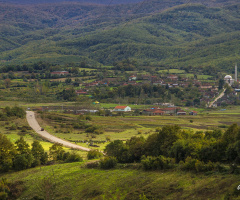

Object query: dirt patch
[219,121,240,126]
[180,124,210,129]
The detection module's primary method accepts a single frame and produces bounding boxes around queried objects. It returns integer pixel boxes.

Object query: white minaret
[235,63,238,82]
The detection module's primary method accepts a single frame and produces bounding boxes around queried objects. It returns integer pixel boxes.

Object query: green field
[29,106,240,152]
[158,69,186,74]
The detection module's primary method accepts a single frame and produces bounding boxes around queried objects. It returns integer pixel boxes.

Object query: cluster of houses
[49,70,221,107]
[112,105,197,116]
[73,73,219,106]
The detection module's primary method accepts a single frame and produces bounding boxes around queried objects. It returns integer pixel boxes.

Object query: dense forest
[0,1,240,71]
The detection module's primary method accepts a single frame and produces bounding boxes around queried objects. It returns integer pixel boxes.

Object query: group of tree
[0,106,26,120]
[93,83,201,106]
[104,124,240,172]
[0,135,82,172]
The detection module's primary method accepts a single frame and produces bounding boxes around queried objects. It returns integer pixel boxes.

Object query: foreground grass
[1,162,240,200]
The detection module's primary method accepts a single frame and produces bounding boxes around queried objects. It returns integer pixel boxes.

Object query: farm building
[161,107,178,115]
[177,110,187,115]
[113,106,131,112]
[142,109,164,116]
[189,111,198,115]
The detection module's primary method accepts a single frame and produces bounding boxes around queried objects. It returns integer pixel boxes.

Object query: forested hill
[0,1,240,70]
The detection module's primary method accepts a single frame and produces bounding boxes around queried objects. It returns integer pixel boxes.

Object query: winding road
[26,111,90,151]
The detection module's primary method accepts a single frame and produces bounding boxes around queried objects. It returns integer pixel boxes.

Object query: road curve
[26,111,90,151]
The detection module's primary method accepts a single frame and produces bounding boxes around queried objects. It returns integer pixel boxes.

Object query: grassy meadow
[1,161,240,200]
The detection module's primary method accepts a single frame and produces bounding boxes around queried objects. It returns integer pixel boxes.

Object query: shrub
[195,160,215,172]
[85,125,98,133]
[179,156,197,171]
[99,157,117,169]
[85,162,99,169]
[141,155,174,170]
[94,129,104,135]
[87,150,103,160]
[85,116,92,121]
[65,152,83,163]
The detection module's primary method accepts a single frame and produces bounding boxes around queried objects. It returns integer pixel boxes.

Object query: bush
[93,129,104,135]
[195,160,215,172]
[87,150,103,160]
[65,152,83,163]
[141,155,174,170]
[85,162,99,169]
[179,157,216,172]
[179,156,197,171]
[99,157,117,169]
[85,125,98,133]
[85,116,92,121]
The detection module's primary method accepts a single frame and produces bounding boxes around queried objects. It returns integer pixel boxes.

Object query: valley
[1,0,240,199]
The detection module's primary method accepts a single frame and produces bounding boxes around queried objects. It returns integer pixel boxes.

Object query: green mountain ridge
[1,2,240,69]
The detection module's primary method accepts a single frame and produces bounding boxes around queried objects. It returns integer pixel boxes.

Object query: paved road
[208,88,226,108]
[26,111,90,151]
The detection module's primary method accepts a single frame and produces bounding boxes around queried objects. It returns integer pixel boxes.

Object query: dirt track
[208,88,226,108]
[26,111,90,151]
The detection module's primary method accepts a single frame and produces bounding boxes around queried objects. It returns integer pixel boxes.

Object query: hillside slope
[0,1,240,69]
[1,162,239,200]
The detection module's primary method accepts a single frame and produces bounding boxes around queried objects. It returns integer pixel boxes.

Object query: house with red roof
[129,75,137,81]
[161,107,179,114]
[113,106,131,112]
[189,111,198,115]
[167,74,178,81]
[143,109,164,116]
[75,90,88,95]
[177,110,187,115]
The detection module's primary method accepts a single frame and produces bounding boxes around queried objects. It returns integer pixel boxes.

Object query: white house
[129,75,137,81]
[113,106,131,112]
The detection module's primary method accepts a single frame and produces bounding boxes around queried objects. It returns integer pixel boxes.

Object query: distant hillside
[0,1,240,70]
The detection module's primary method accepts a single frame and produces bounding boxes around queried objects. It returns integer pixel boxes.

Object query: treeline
[0,61,91,74]
[93,83,201,105]
[104,124,240,173]
[0,135,83,172]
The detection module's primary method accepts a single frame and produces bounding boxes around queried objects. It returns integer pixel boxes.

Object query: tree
[58,88,77,101]
[49,143,65,161]
[15,137,30,154]
[4,79,11,88]
[31,141,48,165]
[104,140,130,163]
[13,154,34,171]
[0,134,16,172]
[218,79,224,90]
[127,136,145,162]
[145,125,181,157]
